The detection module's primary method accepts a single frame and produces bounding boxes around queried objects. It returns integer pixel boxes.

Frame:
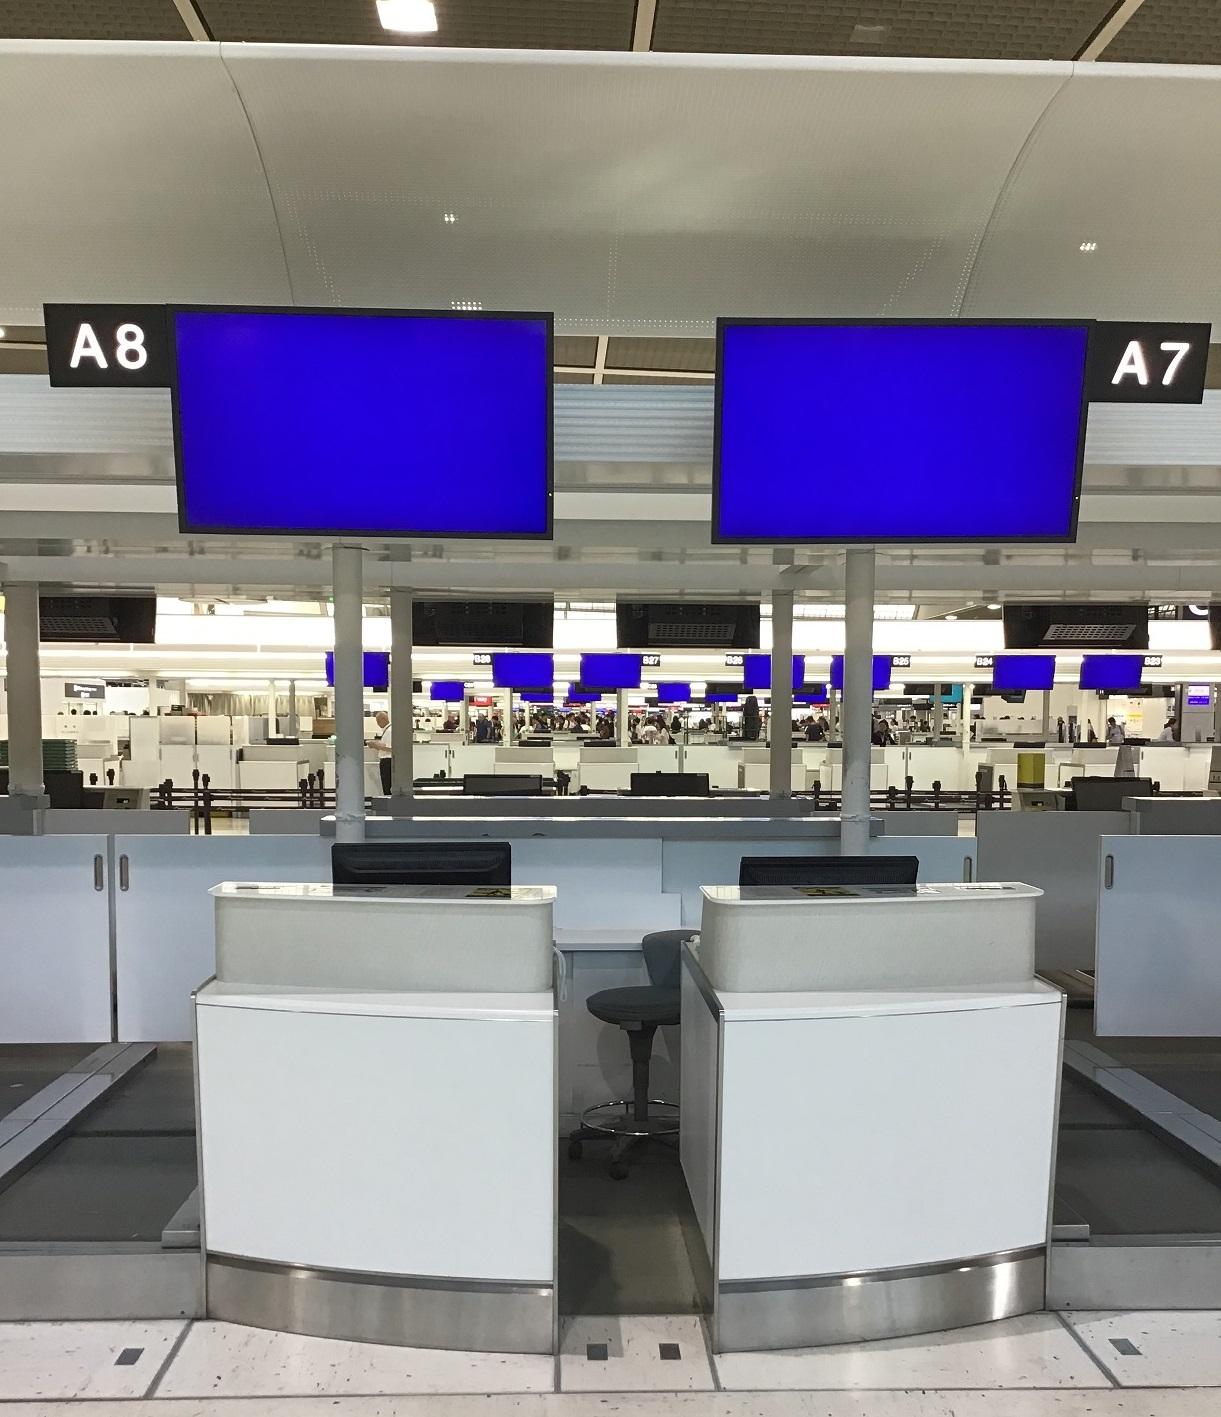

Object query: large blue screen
[715,322,1090,543]
[172,308,552,538]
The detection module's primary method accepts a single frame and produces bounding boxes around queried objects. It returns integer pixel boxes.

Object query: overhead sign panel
[44,304,171,388]
[1086,321,1210,404]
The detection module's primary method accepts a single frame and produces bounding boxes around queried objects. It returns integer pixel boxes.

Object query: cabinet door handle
[1104,854,1115,889]
[93,855,104,891]
[119,854,130,892]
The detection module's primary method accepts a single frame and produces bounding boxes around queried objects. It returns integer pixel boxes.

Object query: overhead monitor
[40,594,157,644]
[830,655,894,692]
[324,651,390,691]
[1004,603,1148,650]
[579,653,643,691]
[429,680,465,703]
[1079,655,1144,691]
[714,320,1090,543]
[794,686,829,705]
[991,654,1056,692]
[656,683,692,705]
[491,652,554,690]
[616,600,760,649]
[520,692,554,704]
[742,654,805,691]
[566,686,602,703]
[705,692,739,704]
[171,307,552,538]
[413,599,553,648]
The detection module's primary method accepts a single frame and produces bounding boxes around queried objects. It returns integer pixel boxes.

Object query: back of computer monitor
[1070,776,1153,812]
[462,774,544,796]
[331,841,512,887]
[629,772,711,797]
[738,854,919,888]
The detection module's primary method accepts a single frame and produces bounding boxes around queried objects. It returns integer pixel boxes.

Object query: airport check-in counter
[194,882,557,1354]
[681,881,1061,1352]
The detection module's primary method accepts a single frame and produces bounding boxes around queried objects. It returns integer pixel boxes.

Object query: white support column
[267,680,277,740]
[389,588,414,800]
[840,548,876,855]
[287,679,299,738]
[828,687,839,740]
[332,544,366,843]
[932,683,944,738]
[769,587,794,799]
[962,681,976,783]
[617,689,630,747]
[1041,689,1052,740]
[4,583,44,802]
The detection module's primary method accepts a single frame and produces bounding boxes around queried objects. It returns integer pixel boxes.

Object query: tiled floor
[3,1312,1221,1411]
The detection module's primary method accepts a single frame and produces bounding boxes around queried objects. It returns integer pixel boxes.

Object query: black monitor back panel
[462,774,545,796]
[738,854,919,888]
[1070,776,1153,811]
[331,841,512,887]
[629,772,711,797]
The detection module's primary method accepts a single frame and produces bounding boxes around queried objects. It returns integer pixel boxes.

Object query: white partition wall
[113,835,330,1041]
[1096,836,1221,1037]
[0,836,112,1042]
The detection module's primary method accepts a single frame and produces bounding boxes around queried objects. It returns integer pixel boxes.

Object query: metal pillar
[389,588,414,800]
[4,583,43,802]
[287,680,299,738]
[840,548,875,855]
[1042,689,1052,740]
[332,544,366,843]
[769,587,794,799]
[617,689,630,746]
[828,687,839,739]
[267,680,277,740]
[932,683,944,738]
[961,681,976,776]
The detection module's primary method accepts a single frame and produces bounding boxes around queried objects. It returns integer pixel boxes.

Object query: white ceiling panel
[962,63,1221,321]
[222,47,1069,323]
[0,40,289,324]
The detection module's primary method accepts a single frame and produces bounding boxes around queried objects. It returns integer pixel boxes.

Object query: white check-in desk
[194,882,557,1354]
[681,881,1061,1352]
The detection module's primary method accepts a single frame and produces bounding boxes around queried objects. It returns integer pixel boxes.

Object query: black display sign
[1087,321,1210,404]
[891,654,911,668]
[43,304,170,388]
[65,681,105,700]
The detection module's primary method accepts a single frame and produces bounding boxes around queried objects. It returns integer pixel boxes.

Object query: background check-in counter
[194,882,557,1354]
[681,881,1061,1352]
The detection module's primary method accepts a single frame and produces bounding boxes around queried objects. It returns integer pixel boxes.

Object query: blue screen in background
[830,655,893,692]
[429,680,465,703]
[743,654,805,690]
[324,651,389,690]
[656,683,692,705]
[794,686,829,704]
[715,322,1089,543]
[1079,655,1144,691]
[991,655,1056,691]
[173,309,552,538]
[579,653,643,690]
[492,653,554,689]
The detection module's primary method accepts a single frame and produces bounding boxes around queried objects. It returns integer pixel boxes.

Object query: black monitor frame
[629,772,711,797]
[331,841,512,887]
[1069,776,1154,812]
[462,774,546,796]
[738,854,919,888]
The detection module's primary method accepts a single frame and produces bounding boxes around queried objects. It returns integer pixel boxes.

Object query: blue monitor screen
[743,654,805,691]
[566,688,602,704]
[491,652,554,690]
[991,655,1056,691]
[172,308,552,538]
[830,655,894,692]
[705,693,739,704]
[1079,655,1144,691]
[521,692,553,704]
[324,651,389,690]
[579,653,643,690]
[794,686,829,705]
[715,321,1089,543]
[429,680,465,703]
[656,683,692,705]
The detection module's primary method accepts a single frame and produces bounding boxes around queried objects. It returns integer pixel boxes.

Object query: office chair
[567,930,686,1180]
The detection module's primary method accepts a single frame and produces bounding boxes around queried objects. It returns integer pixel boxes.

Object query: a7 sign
[1086,321,1210,404]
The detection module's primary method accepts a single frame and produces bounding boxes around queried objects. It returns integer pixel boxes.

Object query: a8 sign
[43,305,170,388]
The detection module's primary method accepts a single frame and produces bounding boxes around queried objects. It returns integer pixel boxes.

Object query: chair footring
[577,1098,679,1139]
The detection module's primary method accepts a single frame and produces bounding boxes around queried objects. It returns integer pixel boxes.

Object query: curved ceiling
[0,43,1219,329]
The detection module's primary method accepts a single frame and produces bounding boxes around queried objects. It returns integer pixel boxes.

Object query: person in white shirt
[1159,717,1178,743]
[366,711,392,794]
[1106,716,1125,746]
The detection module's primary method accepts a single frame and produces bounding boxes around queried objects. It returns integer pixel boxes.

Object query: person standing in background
[366,711,392,794]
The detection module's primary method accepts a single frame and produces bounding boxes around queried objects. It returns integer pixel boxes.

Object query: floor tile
[559,1314,714,1391]
[155,1320,554,1396]
[1064,1309,1221,1387]
[0,1320,187,1399]
[713,1314,1111,1390]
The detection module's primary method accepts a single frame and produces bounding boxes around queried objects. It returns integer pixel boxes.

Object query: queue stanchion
[931,778,942,811]
[997,773,1008,812]
[202,775,213,836]
[191,767,201,834]
[904,774,914,810]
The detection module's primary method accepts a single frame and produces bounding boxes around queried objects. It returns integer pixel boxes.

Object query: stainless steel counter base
[206,1254,555,1354]
[713,1246,1045,1352]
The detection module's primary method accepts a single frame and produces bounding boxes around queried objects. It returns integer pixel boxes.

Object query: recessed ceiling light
[945,614,958,622]
[0,327,6,339]
[987,602,1001,611]
[1079,241,1098,253]
[451,300,482,311]
[443,212,457,224]
[376,0,437,35]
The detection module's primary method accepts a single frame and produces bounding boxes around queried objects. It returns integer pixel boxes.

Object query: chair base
[568,1099,679,1180]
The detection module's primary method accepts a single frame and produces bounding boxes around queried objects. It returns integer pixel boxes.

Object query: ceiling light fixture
[945,614,958,622]
[443,212,457,224]
[451,300,482,311]
[1079,241,1098,253]
[0,327,6,339]
[376,0,438,34]
[987,603,1001,611]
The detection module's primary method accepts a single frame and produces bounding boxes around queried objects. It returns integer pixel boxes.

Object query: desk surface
[198,979,553,1021]
[211,882,556,906]
[701,881,1039,907]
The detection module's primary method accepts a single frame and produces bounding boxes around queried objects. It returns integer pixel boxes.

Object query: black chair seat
[587,986,680,1028]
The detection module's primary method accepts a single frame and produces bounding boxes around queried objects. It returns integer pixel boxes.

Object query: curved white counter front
[681,882,1062,1353]
[194,883,557,1354]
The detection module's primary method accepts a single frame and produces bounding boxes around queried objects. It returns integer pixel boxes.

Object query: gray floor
[0,1045,93,1122]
